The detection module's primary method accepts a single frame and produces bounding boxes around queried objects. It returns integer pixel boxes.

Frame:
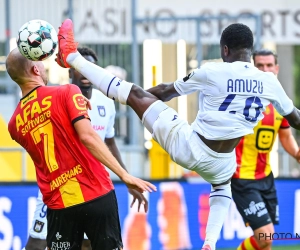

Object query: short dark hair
[78,47,98,62]
[220,23,254,51]
[252,49,278,65]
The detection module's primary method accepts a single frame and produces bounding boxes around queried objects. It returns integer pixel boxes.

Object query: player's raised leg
[56,19,233,250]
[57,19,167,126]
[67,51,165,131]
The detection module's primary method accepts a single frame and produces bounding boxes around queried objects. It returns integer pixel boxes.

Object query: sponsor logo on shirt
[16,95,52,135]
[256,128,275,151]
[93,125,105,131]
[50,165,82,191]
[72,94,87,111]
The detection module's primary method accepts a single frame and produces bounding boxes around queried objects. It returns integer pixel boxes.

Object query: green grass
[220,245,300,250]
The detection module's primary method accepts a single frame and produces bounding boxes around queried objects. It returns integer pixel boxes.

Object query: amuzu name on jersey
[227,78,263,94]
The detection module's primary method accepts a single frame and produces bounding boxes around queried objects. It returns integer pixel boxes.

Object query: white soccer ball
[17,20,58,61]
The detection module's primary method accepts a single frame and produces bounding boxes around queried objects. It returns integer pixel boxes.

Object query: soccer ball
[17,20,58,61]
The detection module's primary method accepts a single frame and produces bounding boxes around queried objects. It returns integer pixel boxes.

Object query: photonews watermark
[258,233,300,241]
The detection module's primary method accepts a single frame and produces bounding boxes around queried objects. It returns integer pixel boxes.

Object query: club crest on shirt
[33,220,45,233]
[97,106,106,117]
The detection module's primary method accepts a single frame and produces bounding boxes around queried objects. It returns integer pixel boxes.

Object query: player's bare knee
[255,227,274,249]
[256,237,273,249]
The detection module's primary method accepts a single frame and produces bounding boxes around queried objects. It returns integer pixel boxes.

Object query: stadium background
[0,0,300,249]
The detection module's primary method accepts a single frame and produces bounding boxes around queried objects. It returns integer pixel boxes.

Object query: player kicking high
[56,19,300,250]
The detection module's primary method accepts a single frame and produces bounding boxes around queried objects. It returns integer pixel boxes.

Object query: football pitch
[221,245,300,250]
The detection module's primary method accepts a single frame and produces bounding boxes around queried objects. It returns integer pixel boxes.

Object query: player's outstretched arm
[278,127,300,163]
[74,118,156,193]
[105,137,149,212]
[147,68,206,102]
[284,108,300,130]
[147,83,180,102]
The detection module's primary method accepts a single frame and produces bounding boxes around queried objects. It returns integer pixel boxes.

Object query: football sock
[237,236,261,250]
[67,52,133,104]
[202,183,232,250]
[142,101,169,133]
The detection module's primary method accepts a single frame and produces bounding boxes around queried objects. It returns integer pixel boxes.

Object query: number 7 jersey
[8,84,114,209]
[174,61,294,140]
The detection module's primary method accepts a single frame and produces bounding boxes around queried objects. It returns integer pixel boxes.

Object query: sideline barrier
[0,179,299,249]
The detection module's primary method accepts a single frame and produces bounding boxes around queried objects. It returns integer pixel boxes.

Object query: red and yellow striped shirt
[8,85,114,209]
[233,104,290,180]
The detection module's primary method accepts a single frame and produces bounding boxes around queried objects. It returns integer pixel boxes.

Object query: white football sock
[203,183,232,250]
[66,52,133,104]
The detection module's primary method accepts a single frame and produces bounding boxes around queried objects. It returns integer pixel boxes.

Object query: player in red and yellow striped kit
[6,48,156,250]
[234,104,290,180]
[232,50,300,250]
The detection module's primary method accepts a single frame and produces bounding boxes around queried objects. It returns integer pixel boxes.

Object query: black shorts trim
[231,173,279,230]
[47,190,123,250]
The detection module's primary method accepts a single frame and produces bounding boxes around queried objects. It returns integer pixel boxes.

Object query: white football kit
[29,88,116,240]
[146,61,294,184]
[65,52,296,250]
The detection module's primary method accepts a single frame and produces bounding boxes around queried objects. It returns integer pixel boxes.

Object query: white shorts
[152,108,236,184]
[29,190,88,240]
